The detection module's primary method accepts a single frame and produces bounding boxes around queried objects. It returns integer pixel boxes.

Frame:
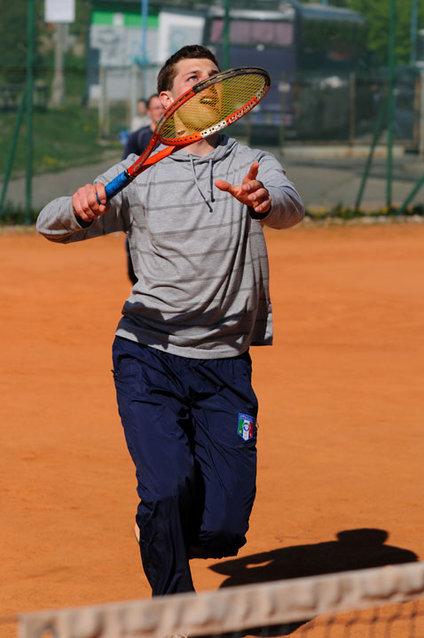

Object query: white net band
[18,561,424,638]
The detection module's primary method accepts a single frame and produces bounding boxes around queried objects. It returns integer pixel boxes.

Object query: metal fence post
[25,0,35,224]
[419,69,424,157]
[355,94,388,212]
[397,68,424,214]
[386,0,396,209]
[349,72,356,145]
[223,0,230,69]
[0,88,27,216]
[51,23,66,107]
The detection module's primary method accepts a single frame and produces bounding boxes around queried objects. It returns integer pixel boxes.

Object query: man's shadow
[210,528,417,587]
[206,529,418,637]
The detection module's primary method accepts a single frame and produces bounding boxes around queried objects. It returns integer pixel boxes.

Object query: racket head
[156,67,271,146]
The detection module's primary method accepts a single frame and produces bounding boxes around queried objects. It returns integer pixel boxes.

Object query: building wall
[87,3,206,104]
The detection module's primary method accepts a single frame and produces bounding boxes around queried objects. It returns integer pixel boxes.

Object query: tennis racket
[103,67,271,201]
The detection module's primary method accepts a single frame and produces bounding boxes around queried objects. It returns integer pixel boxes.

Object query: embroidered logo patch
[237,413,255,441]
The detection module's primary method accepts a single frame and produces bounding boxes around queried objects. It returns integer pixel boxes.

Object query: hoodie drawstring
[190,157,215,212]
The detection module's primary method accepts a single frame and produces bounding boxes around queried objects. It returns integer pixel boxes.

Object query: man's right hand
[72,183,107,223]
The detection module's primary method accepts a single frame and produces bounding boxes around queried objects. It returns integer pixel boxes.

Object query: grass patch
[0,201,38,225]
[0,103,121,178]
[305,203,424,221]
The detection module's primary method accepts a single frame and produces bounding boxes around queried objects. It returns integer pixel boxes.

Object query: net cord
[17,561,424,638]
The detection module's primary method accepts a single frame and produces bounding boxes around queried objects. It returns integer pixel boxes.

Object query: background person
[123,94,164,160]
[123,94,164,284]
[130,97,149,131]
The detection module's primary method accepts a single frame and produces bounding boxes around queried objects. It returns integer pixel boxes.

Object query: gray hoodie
[36,135,304,359]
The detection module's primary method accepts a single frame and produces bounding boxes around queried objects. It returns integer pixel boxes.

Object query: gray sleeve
[255,151,305,230]
[36,160,133,244]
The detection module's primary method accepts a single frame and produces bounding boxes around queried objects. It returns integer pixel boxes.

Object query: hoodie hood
[167,134,238,212]
[168,134,237,165]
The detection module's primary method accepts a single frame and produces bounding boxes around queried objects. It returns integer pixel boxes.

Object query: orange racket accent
[105,67,270,199]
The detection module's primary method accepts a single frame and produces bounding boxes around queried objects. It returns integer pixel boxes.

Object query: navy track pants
[112,336,258,596]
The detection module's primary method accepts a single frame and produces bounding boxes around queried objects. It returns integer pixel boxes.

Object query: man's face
[147,96,164,126]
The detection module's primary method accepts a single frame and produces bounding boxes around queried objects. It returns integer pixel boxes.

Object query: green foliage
[0,104,120,178]
[0,1,55,85]
[305,203,424,222]
[69,0,92,40]
[302,0,424,66]
[0,201,39,225]
[0,0,90,86]
[1,4,30,84]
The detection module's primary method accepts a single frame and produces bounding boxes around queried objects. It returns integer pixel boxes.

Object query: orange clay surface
[1,222,424,636]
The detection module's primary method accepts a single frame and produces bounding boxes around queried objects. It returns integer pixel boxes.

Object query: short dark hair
[157,45,220,93]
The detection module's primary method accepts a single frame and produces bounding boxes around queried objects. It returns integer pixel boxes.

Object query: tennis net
[18,561,424,638]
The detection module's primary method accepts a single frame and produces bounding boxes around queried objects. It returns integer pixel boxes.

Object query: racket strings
[159,72,268,143]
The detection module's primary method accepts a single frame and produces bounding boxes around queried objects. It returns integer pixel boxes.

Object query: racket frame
[105,67,271,200]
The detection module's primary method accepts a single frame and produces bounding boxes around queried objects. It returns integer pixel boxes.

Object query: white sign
[45,0,75,23]
[90,25,158,67]
[158,12,205,63]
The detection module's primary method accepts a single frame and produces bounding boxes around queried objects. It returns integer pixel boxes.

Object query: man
[130,97,149,131]
[36,45,304,597]
[123,94,164,285]
[123,94,164,160]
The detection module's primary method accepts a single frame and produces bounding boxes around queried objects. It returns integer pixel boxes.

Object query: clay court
[1,220,424,636]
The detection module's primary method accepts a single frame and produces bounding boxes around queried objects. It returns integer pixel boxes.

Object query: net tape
[18,561,424,638]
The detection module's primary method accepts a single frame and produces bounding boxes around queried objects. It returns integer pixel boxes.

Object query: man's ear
[159,91,173,110]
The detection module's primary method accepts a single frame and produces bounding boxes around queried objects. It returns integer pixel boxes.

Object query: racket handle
[97,146,176,203]
[104,170,132,201]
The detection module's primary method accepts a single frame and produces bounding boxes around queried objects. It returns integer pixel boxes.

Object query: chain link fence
[1,59,422,156]
[90,67,422,148]
[1,2,424,223]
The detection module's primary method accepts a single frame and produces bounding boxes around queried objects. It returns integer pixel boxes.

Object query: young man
[36,45,304,597]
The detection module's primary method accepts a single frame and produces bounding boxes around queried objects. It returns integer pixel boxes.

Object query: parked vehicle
[203,1,370,141]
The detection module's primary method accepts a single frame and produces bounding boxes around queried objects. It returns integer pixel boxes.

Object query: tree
[350,0,423,65]
[302,0,424,66]
[1,5,29,83]
[0,1,54,85]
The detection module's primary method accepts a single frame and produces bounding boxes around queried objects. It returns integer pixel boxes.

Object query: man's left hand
[215,162,271,215]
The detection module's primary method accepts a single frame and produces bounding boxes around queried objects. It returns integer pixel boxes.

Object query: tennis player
[36,45,304,597]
